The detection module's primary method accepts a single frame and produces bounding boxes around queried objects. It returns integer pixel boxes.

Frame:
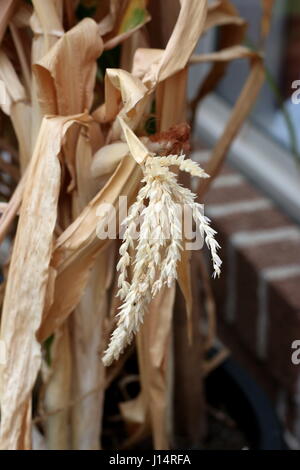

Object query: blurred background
[190,0,300,450]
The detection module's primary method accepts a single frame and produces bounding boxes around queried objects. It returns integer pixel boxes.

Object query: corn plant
[0,0,272,450]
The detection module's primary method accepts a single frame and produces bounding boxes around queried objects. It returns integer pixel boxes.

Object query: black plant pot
[205,350,286,450]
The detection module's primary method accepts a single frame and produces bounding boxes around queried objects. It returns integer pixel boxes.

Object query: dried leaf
[118,116,149,164]
[34,18,103,116]
[91,141,129,178]
[93,68,148,135]
[136,285,176,449]
[39,154,141,342]
[44,324,72,450]
[137,0,207,88]
[0,113,90,450]
[190,45,259,64]
[203,0,245,33]
[70,130,112,450]
[30,0,64,149]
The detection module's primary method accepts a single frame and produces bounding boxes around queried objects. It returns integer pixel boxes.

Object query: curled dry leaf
[134,0,208,88]
[93,67,149,138]
[34,18,103,116]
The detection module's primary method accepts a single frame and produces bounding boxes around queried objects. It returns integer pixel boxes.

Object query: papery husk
[123,64,192,451]
[203,0,245,33]
[136,286,176,450]
[0,0,273,452]
[93,68,149,137]
[32,19,104,450]
[140,0,208,88]
[34,17,103,190]
[38,154,141,342]
[113,107,188,449]
[190,45,260,64]
[44,323,72,450]
[91,141,129,178]
[10,102,32,172]
[34,18,103,117]
[41,129,104,451]
[70,247,112,450]
[74,130,103,206]
[156,68,187,132]
[146,70,192,449]
[117,0,209,448]
[70,130,113,450]
[118,116,149,163]
[172,255,206,448]
[0,50,31,171]
[30,0,64,148]
[0,113,90,450]
[38,67,150,342]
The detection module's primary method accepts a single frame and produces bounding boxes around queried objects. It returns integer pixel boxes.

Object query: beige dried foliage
[91,141,129,178]
[0,0,19,43]
[0,114,90,450]
[0,0,270,451]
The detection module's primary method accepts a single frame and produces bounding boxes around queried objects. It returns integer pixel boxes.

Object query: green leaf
[122,8,146,33]
[44,335,54,366]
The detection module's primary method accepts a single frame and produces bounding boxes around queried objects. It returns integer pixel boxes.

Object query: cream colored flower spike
[102,154,222,366]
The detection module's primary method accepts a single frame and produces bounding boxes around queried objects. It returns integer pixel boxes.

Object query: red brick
[267,277,300,392]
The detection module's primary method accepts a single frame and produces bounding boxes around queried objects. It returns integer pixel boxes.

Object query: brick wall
[194,151,300,448]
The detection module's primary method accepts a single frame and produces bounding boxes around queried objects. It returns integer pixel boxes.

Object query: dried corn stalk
[0,0,271,450]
